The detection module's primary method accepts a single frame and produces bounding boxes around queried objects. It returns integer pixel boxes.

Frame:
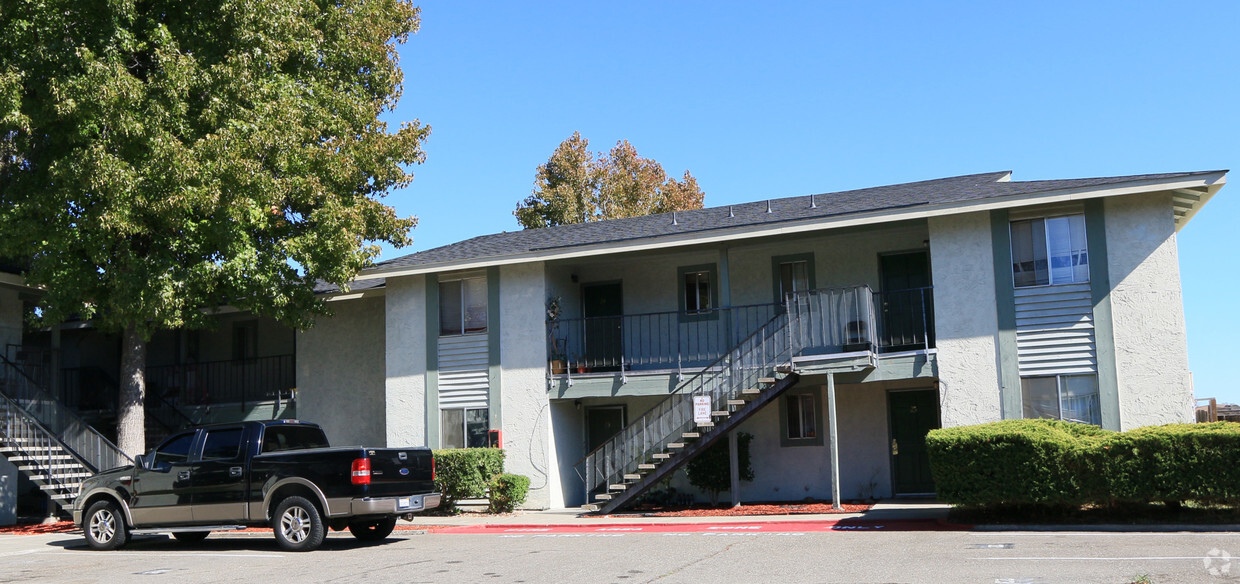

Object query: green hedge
[433,448,506,512]
[487,473,531,513]
[926,420,1240,508]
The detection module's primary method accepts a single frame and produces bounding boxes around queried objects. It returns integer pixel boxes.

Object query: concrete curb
[972,523,1240,533]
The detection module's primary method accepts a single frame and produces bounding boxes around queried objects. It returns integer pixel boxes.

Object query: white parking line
[980,556,1212,561]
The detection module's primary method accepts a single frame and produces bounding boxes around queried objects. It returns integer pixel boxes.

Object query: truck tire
[347,517,397,541]
[272,496,326,552]
[83,500,129,551]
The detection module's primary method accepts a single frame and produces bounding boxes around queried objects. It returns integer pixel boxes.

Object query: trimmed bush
[433,448,505,513]
[487,473,531,513]
[926,419,1240,509]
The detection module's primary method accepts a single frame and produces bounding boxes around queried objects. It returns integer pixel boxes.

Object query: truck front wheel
[348,517,397,541]
[272,496,326,552]
[83,500,129,551]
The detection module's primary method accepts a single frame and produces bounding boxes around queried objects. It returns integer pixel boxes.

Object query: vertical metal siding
[438,335,490,409]
[1014,283,1097,376]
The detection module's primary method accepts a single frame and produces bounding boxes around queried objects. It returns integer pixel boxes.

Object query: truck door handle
[229,466,243,478]
[177,471,190,480]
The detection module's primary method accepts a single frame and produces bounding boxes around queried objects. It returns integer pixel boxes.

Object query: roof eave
[358,170,1228,280]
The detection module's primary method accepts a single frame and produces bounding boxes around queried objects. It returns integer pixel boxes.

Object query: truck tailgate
[366,448,435,498]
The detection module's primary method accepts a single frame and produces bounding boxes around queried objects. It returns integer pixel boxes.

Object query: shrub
[433,448,505,513]
[927,419,1240,509]
[685,432,754,505]
[487,473,531,513]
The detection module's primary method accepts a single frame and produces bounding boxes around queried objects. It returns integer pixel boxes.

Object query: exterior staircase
[577,286,876,514]
[1,356,131,517]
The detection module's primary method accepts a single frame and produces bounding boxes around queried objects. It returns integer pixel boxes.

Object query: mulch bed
[632,502,873,517]
[0,521,77,535]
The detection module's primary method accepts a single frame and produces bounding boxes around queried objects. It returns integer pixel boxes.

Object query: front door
[879,251,934,352]
[585,406,625,453]
[581,282,623,371]
[888,389,939,495]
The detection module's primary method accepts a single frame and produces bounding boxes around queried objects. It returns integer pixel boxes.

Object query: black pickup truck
[73,420,440,552]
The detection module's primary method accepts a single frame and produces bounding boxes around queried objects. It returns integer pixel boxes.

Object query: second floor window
[440,277,487,336]
[683,270,713,313]
[779,260,809,300]
[1010,215,1089,287]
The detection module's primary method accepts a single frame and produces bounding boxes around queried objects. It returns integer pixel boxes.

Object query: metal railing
[578,309,797,497]
[874,287,935,352]
[787,286,878,356]
[549,303,781,374]
[142,354,295,407]
[0,355,131,474]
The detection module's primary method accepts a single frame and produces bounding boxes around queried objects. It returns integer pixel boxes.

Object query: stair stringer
[594,371,800,515]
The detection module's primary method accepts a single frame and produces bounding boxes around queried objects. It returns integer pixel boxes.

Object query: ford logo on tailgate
[399,468,410,476]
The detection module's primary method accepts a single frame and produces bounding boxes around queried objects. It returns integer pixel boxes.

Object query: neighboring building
[294,169,1226,510]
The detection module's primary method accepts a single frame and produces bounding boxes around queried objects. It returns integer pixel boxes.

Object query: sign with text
[693,395,711,425]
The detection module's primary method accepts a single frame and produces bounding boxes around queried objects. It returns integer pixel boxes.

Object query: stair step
[17,464,88,472]
[726,399,746,407]
[582,504,600,511]
[667,442,685,449]
[774,364,793,374]
[682,432,700,439]
[608,484,627,491]
[697,421,714,428]
[637,463,657,470]
[758,377,776,384]
[47,492,78,500]
[741,388,761,397]
[711,410,730,417]
[623,474,642,481]
[653,453,671,460]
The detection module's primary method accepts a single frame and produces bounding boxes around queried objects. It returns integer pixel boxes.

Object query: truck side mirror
[135,454,150,470]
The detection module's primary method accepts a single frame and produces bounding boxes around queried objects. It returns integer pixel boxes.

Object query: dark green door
[582,282,622,371]
[586,406,625,452]
[879,251,934,352]
[888,389,939,495]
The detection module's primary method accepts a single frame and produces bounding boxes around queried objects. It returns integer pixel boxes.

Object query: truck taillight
[351,458,371,485]
[431,456,436,481]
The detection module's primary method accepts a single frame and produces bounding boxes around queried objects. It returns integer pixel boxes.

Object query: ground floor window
[779,390,823,446]
[1021,374,1100,425]
[442,408,489,448]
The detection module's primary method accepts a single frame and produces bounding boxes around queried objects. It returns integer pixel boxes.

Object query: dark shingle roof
[370,169,1222,273]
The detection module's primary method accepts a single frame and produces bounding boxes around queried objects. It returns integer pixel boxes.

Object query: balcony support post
[827,371,841,511]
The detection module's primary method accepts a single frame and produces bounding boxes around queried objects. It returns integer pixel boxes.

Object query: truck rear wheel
[272,496,326,552]
[83,500,129,551]
[348,517,397,541]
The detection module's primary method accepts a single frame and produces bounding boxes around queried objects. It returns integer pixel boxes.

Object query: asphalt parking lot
[3,524,1240,584]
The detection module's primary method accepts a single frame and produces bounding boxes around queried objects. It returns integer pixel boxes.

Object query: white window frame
[439,276,488,336]
[1010,214,1089,288]
[441,407,490,449]
[1021,374,1101,426]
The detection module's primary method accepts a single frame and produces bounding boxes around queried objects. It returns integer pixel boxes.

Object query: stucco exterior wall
[927,212,1003,427]
[295,296,387,447]
[498,263,556,508]
[0,287,22,351]
[1105,192,1193,428]
[384,276,428,447]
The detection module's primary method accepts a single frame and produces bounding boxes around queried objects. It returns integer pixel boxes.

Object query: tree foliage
[685,431,754,506]
[0,0,427,454]
[513,132,704,229]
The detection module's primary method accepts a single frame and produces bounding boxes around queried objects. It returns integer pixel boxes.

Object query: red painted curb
[431,518,971,534]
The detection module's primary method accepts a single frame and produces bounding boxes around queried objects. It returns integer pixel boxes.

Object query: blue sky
[375,2,1239,405]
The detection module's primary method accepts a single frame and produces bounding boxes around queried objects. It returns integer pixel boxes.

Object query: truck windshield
[261,426,330,453]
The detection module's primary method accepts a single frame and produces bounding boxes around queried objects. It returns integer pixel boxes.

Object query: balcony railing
[145,354,295,407]
[548,286,934,375]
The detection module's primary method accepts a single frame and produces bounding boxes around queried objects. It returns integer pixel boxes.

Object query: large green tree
[513,132,704,229]
[0,0,427,456]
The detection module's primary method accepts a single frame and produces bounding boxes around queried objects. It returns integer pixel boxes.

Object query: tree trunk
[118,324,146,457]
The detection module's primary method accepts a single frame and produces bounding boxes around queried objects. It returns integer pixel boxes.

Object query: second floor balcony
[547,285,934,376]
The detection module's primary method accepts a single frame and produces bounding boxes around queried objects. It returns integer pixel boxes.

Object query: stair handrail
[574,284,877,498]
[575,310,797,495]
[0,354,132,472]
[0,389,90,499]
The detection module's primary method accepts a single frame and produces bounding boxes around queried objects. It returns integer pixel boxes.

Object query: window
[678,264,717,315]
[442,408,489,449]
[1022,374,1100,426]
[262,425,330,453]
[201,428,244,460]
[1010,215,1089,287]
[779,261,809,300]
[152,432,195,467]
[786,393,816,439]
[232,321,257,360]
[440,277,488,336]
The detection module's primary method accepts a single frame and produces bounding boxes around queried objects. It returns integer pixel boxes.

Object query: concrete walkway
[403,499,952,528]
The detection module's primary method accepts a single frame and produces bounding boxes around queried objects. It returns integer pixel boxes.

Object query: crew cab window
[152,432,195,467]
[201,428,245,460]
[261,426,330,453]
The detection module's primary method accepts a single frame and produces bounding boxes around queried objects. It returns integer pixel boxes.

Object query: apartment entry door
[879,251,934,352]
[581,282,622,371]
[585,406,626,453]
[888,389,940,495]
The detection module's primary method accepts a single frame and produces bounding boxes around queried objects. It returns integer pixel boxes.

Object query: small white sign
[693,395,712,425]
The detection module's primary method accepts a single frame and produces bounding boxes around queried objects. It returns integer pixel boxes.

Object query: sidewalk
[404,499,953,529]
